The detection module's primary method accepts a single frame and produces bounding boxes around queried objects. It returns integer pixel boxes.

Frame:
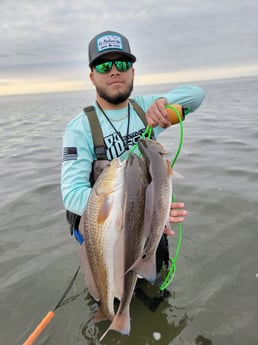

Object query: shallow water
[0,76,258,345]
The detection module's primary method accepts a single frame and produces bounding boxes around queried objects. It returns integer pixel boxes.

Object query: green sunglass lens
[95,61,132,73]
[95,62,112,73]
[115,61,126,71]
[115,61,132,71]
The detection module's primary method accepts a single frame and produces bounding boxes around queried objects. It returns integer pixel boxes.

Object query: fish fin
[173,169,184,179]
[99,308,130,342]
[166,159,173,176]
[78,239,100,302]
[98,196,112,223]
[115,203,124,231]
[125,252,157,283]
[113,229,125,299]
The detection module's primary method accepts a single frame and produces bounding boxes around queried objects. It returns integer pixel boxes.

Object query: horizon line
[1,65,258,97]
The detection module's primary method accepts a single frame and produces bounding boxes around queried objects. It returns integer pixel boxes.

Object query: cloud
[0,0,257,95]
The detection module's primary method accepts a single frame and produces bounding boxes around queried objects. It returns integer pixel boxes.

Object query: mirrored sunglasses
[95,60,133,73]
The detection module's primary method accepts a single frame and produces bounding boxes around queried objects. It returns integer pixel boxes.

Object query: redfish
[100,154,150,340]
[127,138,172,283]
[79,158,126,322]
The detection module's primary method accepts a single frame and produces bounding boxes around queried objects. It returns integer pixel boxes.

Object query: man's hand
[145,98,171,128]
[164,202,188,236]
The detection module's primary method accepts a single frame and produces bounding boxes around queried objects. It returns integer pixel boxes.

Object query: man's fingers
[164,227,175,236]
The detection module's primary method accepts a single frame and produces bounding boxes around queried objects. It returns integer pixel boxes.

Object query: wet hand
[164,202,188,236]
[146,98,171,128]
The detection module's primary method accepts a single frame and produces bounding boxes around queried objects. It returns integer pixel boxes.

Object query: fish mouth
[138,138,147,146]
[138,138,149,151]
[138,138,167,155]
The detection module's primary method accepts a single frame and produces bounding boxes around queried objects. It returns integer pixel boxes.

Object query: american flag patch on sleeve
[63,147,78,162]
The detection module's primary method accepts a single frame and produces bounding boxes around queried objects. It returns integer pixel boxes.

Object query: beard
[95,80,134,105]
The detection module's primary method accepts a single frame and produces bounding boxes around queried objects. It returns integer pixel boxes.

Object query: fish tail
[99,308,130,342]
[125,253,157,283]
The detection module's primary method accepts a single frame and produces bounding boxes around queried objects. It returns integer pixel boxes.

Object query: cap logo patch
[97,34,123,52]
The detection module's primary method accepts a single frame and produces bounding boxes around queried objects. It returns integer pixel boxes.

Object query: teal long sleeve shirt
[61,85,205,215]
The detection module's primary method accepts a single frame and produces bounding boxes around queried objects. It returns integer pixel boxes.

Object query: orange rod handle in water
[23,310,55,345]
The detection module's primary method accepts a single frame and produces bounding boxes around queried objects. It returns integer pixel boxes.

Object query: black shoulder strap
[129,99,154,139]
[84,105,107,160]
[129,99,147,127]
[84,100,152,160]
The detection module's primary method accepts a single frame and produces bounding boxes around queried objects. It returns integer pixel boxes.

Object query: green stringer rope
[127,105,185,291]
[160,105,184,291]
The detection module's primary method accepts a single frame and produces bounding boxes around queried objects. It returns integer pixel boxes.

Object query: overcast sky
[1,0,257,95]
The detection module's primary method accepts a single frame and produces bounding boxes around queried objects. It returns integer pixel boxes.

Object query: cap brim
[89,51,136,67]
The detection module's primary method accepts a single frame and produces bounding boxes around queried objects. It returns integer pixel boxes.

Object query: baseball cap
[88,31,136,67]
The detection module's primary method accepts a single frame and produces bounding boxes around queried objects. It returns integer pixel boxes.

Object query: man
[61,30,205,271]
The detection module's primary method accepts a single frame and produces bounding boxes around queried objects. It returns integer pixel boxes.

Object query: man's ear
[89,71,95,85]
